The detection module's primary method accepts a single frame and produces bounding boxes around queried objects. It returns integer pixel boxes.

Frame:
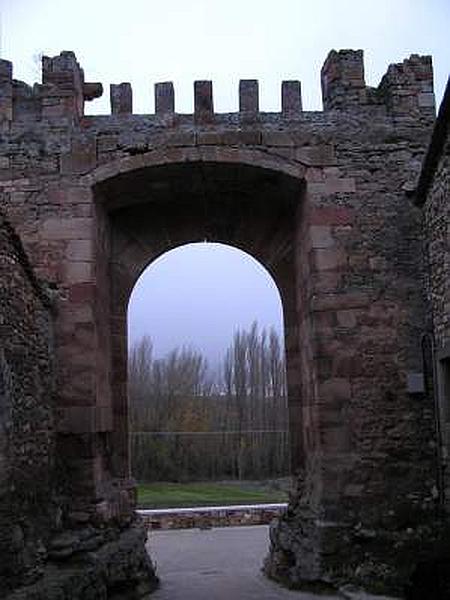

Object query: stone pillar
[239,79,259,120]
[194,80,214,123]
[155,81,175,115]
[0,60,13,126]
[282,80,302,114]
[110,82,133,114]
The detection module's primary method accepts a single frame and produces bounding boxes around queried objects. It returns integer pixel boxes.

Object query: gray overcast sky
[2,0,449,364]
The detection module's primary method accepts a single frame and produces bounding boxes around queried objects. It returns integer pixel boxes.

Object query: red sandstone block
[311,271,343,293]
[165,132,196,147]
[155,82,175,114]
[194,81,214,122]
[296,145,336,167]
[312,292,370,312]
[69,282,96,303]
[309,207,355,226]
[324,177,356,194]
[61,138,97,174]
[41,217,92,240]
[239,79,259,114]
[310,225,334,248]
[65,239,93,261]
[282,80,302,113]
[56,406,113,433]
[196,131,223,145]
[110,83,133,114]
[318,378,351,401]
[222,131,262,145]
[312,247,346,271]
[196,130,261,146]
[65,260,92,283]
[320,426,350,453]
[261,131,294,147]
[336,309,358,328]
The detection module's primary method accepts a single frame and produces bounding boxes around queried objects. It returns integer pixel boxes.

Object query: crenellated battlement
[0,48,435,126]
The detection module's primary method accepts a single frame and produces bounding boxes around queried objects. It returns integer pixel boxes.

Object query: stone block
[65,260,92,283]
[65,239,93,261]
[165,131,195,146]
[312,291,370,312]
[281,80,302,113]
[418,92,435,108]
[69,282,96,303]
[296,144,336,166]
[320,425,351,453]
[110,83,133,114]
[194,80,214,122]
[310,225,334,248]
[0,59,12,81]
[309,206,355,226]
[61,138,97,174]
[56,406,113,433]
[261,131,294,147]
[155,82,175,114]
[0,92,12,122]
[239,79,259,114]
[324,177,356,194]
[336,309,358,328]
[83,82,103,101]
[318,378,351,401]
[41,217,92,240]
[313,247,346,271]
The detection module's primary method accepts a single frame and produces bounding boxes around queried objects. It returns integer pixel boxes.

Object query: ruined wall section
[0,211,56,594]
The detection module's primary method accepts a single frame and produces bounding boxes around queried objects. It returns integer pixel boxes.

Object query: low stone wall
[139,503,287,530]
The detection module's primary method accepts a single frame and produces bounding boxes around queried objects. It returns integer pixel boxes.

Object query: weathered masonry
[0,48,449,598]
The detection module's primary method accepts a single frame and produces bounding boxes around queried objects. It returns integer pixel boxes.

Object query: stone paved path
[146,525,396,600]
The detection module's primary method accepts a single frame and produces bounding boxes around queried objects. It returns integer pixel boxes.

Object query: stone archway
[1,48,446,598]
[92,156,307,484]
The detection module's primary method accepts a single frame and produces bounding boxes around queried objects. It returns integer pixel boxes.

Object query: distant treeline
[129,322,290,482]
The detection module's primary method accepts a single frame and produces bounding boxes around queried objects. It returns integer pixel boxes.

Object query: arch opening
[127,241,290,490]
[92,158,307,485]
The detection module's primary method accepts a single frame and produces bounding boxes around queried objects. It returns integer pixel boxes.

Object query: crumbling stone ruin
[0,47,449,598]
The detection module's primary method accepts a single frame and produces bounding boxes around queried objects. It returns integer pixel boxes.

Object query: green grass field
[137,481,288,508]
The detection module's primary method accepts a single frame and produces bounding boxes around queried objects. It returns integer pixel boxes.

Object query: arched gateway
[1,49,448,598]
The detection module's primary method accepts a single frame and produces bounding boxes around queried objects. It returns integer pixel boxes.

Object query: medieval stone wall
[0,48,448,597]
[0,211,56,594]
[418,79,450,512]
[423,133,450,347]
